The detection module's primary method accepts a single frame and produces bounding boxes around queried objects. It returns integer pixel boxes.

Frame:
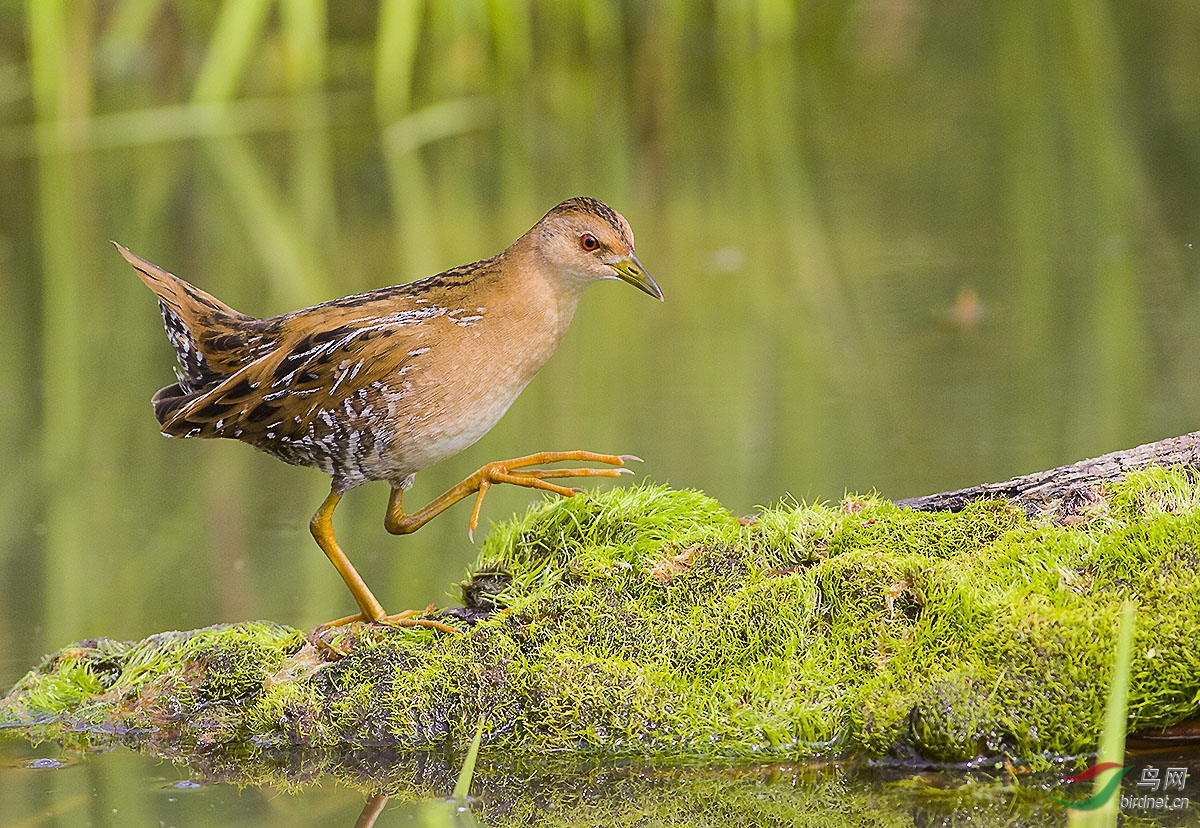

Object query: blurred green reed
[190,0,274,105]
[27,0,91,645]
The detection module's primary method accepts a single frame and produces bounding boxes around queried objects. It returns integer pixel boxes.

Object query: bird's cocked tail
[114,243,258,429]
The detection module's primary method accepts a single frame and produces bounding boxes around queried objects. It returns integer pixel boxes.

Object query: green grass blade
[453,717,485,800]
[1071,601,1136,827]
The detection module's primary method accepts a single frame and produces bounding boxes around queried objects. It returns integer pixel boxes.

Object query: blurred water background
[3,1,1200,825]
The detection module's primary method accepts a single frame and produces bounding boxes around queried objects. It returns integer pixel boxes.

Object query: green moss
[4,473,1200,769]
[1,622,304,742]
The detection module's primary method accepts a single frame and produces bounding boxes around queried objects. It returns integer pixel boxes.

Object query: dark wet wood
[896,431,1200,513]
[1128,718,1200,747]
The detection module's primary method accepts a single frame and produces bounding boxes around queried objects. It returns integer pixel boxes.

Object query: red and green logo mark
[1047,762,1134,810]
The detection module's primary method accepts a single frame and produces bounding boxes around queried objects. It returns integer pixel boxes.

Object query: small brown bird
[118,197,662,631]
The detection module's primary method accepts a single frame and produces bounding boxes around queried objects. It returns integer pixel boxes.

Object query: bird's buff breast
[314,304,569,490]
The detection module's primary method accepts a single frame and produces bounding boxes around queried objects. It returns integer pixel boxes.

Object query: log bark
[896,431,1200,513]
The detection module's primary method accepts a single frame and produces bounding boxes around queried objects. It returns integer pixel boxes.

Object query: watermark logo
[1048,762,1190,812]
[1047,762,1132,810]
[1121,765,1191,812]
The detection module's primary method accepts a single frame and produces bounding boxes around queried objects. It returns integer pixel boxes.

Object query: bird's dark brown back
[119,243,462,454]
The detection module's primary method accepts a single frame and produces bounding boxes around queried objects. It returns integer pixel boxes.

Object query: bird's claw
[463,451,642,541]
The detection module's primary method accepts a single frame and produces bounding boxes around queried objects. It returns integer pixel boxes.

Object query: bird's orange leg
[385,451,639,541]
[310,490,460,634]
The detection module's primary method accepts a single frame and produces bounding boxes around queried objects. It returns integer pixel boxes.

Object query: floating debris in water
[25,757,66,769]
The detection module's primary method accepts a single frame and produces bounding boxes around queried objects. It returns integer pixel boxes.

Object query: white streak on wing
[326,360,366,398]
[328,367,349,397]
[273,308,446,388]
[444,306,484,327]
[348,306,446,328]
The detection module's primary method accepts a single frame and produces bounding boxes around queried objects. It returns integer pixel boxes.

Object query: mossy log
[5,435,1200,771]
[898,430,1200,513]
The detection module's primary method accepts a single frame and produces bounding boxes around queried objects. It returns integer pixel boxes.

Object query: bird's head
[531,197,663,301]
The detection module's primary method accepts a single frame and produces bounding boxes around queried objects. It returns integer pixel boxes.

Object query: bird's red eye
[580,233,599,251]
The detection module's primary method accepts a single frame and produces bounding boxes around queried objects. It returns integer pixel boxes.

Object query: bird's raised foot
[466,451,641,541]
[384,451,642,541]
